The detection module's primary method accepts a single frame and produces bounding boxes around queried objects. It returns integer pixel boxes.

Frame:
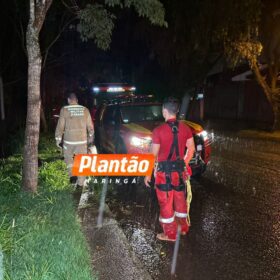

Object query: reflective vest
[55,104,94,145]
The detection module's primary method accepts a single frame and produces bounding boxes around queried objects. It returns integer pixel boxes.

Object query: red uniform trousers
[155,170,190,239]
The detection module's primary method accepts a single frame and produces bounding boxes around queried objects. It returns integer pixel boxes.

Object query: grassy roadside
[0,136,95,280]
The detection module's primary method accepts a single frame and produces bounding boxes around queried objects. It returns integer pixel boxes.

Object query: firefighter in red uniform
[145,97,195,242]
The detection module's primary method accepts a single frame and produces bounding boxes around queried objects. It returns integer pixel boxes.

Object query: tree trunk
[251,61,280,130]
[272,101,280,130]
[22,20,42,192]
[251,61,272,104]
[22,0,52,192]
[23,1,42,192]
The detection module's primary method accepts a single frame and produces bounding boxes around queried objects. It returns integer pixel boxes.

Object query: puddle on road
[106,181,218,280]
[107,185,174,279]
[120,221,168,279]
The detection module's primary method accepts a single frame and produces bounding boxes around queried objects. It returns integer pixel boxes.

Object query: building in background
[204,60,274,128]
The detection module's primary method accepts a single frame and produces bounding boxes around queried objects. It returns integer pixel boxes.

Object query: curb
[77,189,152,280]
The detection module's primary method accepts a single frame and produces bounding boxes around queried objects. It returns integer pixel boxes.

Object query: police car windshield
[120,105,164,123]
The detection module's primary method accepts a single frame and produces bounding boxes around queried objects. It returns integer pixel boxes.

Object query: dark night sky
[0,0,276,141]
[0,1,174,125]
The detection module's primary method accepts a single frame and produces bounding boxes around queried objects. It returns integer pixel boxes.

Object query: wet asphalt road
[106,132,280,280]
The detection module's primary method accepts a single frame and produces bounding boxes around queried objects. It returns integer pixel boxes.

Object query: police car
[92,85,213,177]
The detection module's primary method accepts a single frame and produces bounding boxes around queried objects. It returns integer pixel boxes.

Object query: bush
[39,160,69,192]
[0,135,95,279]
[0,156,22,196]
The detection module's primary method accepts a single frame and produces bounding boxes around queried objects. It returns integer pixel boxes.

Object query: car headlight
[131,136,152,148]
[197,130,214,144]
[197,130,208,140]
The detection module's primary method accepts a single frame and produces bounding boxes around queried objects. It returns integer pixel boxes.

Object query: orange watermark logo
[72,154,155,176]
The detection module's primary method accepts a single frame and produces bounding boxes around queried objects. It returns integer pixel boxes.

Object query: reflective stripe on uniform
[175,211,188,218]
[64,140,87,145]
[64,105,83,108]
[159,215,175,224]
[186,179,192,226]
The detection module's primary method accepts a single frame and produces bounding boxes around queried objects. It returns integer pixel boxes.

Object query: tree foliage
[222,0,280,129]
[77,0,166,50]
[77,4,116,50]
[133,0,225,91]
